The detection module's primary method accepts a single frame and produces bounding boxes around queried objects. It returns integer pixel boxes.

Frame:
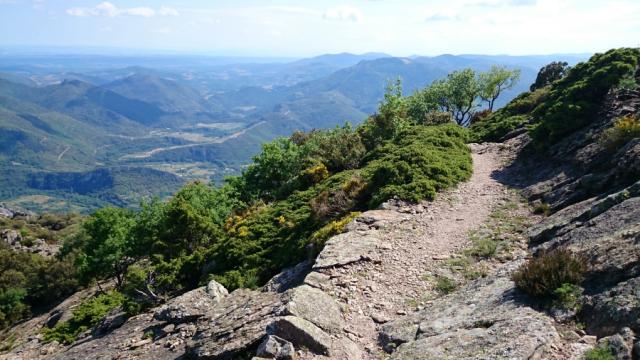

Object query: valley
[0,52,587,213]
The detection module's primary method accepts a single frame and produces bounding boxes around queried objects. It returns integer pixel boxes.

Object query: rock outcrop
[1,229,60,257]
[2,88,638,360]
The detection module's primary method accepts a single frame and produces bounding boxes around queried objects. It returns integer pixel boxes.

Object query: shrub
[584,343,616,360]
[530,48,640,145]
[304,124,366,173]
[423,111,454,125]
[599,114,640,151]
[42,291,125,344]
[617,73,638,90]
[466,236,498,259]
[310,174,367,220]
[512,248,586,299]
[309,212,361,246]
[300,163,329,185]
[469,87,548,142]
[365,124,472,206]
[532,202,551,216]
[435,276,457,294]
[530,61,570,91]
[0,245,78,331]
[552,283,582,310]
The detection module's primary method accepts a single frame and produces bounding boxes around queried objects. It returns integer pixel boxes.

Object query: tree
[358,78,410,150]
[77,207,137,288]
[242,138,307,200]
[479,66,521,111]
[446,69,480,126]
[158,182,236,258]
[530,61,570,91]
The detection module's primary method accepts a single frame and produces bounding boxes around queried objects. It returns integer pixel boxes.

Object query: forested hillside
[3,48,637,359]
[0,53,585,213]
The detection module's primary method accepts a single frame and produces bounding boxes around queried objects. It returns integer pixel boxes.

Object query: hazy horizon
[0,45,594,61]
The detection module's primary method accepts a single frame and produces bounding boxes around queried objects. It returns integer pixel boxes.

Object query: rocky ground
[2,89,639,359]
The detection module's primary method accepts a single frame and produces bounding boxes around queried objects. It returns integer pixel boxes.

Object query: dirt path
[308,143,511,359]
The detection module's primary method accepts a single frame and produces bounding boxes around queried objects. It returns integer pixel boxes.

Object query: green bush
[435,276,457,294]
[532,202,551,216]
[466,236,498,259]
[530,48,640,144]
[42,291,124,344]
[552,283,582,310]
[309,212,361,246]
[512,248,586,299]
[0,244,78,330]
[469,87,548,142]
[584,343,616,360]
[364,124,472,206]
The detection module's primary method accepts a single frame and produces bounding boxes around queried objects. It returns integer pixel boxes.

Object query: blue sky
[1,0,639,56]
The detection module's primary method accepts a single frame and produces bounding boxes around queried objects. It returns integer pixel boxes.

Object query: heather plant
[512,248,586,299]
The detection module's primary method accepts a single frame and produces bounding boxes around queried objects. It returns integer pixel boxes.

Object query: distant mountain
[0,53,591,212]
[105,73,212,113]
[291,52,392,67]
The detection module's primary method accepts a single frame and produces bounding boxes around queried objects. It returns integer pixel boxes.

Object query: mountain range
[0,52,588,212]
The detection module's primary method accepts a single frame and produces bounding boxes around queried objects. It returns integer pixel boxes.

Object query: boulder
[256,335,295,360]
[153,279,228,324]
[267,316,332,356]
[283,285,343,334]
[263,260,312,293]
[380,274,558,358]
[582,277,640,337]
[187,289,287,359]
[92,308,127,337]
[313,231,383,269]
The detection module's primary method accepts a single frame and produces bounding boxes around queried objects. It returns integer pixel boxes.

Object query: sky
[1,0,639,57]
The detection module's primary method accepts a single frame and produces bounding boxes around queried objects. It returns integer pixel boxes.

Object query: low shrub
[435,276,457,294]
[465,236,498,259]
[309,212,361,246]
[469,87,548,142]
[512,248,586,299]
[584,343,616,360]
[420,111,454,126]
[552,283,583,310]
[364,124,472,207]
[42,291,125,344]
[599,114,640,152]
[532,202,551,216]
[530,48,640,145]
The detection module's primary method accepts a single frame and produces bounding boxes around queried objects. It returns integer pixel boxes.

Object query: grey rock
[205,279,229,300]
[303,271,331,290]
[92,308,127,337]
[283,285,342,334]
[0,206,13,218]
[597,334,632,360]
[580,267,640,337]
[153,279,228,324]
[45,310,63,328]
[313,231,382,269]
[263,260,312,293]
[256,335,295,360]
[187,289,287,359]
[380,274,558,358]
[267,316,332,356]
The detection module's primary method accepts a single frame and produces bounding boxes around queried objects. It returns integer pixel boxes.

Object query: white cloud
[158,6,179,16]
[66,2,178,18]
[323,5,364,23]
